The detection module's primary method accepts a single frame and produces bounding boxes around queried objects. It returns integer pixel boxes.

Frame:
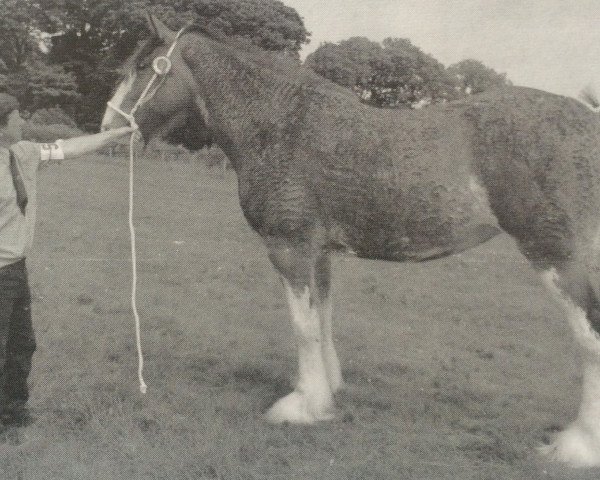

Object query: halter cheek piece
[107,27,185,128]
[152,56,172,75]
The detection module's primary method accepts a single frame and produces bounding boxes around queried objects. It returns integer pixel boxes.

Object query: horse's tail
[580,85,600,110]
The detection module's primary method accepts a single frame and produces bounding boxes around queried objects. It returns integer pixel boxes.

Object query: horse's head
[101,14,205,145]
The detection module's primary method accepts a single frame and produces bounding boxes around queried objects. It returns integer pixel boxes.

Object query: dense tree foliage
[0,0,310,129]
[0,0,79,115]
[306,37,459,108]
[182,0,309,53]
[447,59,511,94]
[0,0,46,71]
[306,38,511,108]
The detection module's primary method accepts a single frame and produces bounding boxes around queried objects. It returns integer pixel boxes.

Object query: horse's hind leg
[478,161,600,465]
[540,259,600,467]
[265,244,335,424]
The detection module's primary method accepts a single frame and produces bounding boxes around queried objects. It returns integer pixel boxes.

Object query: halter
[107,27,186,128]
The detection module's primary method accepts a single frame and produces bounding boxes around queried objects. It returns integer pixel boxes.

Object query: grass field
[1,152,598,479]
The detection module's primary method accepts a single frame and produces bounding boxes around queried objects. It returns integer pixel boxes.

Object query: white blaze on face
[101,72,137,129]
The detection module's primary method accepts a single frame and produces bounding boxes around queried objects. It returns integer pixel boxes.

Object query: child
[0,93,135,427]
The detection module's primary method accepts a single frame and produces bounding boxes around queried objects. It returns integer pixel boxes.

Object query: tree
[306,37,458,108]
[0,0,80,114]
[447,59,510,95]
[0,0,45,71]
[373,38,458,107]
[1,62,79,116]
[26,62,79,109]
[304,37,383,88]
[185,0,309,55]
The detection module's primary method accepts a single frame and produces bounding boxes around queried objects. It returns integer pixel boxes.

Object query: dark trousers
[0,259,35,411]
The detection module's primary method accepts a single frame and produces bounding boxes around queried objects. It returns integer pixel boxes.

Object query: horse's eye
[137,58,151,69]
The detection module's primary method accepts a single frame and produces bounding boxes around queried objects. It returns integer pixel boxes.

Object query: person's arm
[59,126,137,160]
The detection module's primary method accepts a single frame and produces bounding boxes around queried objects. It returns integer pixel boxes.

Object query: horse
[102,14,600,467]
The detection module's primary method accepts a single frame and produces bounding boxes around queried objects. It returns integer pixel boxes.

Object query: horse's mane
[181,24,358,102]
[182,23,299,66]
[121,24,359,110]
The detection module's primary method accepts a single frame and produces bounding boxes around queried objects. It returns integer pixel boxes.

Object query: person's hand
[123,125,138,134]
[109,125,137,137]
[128,122,142,141]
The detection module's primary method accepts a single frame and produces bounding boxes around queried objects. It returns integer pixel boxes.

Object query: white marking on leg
[540,269,600,466]
[101,72,137,128]
[266,279,334,424]
[319,295,345,392]
[541,269,600,356]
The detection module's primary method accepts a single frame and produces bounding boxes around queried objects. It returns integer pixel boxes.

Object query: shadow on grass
[181,355,291,400]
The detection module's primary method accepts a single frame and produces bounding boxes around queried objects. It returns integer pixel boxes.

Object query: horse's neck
[196,49,302,162]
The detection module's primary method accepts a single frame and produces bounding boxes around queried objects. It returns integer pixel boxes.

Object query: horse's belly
[326,173,501,262]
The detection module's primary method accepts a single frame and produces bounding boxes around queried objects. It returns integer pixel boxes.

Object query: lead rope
[128,131,147,394]
[106,104,147,394]
[106,28,185,394]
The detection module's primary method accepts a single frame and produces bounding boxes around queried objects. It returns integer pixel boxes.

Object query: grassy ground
[0,152,598,479]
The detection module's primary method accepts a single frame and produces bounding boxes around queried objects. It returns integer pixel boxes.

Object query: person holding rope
[0,93,136,429]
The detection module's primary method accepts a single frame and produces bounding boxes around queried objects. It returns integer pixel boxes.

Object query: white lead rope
[106,101,146,394]
[128,132,147,394]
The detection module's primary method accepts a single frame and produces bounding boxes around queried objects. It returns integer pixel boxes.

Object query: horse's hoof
[265,391,335,424]
[539,422,600,467]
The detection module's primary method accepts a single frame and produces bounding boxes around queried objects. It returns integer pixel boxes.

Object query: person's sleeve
[10,140,64,179]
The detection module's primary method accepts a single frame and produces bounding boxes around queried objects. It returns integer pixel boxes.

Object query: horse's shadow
[183,355,291,401]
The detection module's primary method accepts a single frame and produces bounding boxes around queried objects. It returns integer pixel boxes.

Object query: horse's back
[305,87,600,264]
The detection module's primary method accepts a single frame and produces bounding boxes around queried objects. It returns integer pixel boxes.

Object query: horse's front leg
[266,245,335,424]
[315,253,345,393]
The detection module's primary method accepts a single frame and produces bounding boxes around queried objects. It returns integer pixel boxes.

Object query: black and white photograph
[1,1,600,479]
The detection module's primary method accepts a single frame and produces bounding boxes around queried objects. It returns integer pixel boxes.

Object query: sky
[284,0,600,100]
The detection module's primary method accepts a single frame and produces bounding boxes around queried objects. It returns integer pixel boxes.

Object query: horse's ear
[145,12,176,43]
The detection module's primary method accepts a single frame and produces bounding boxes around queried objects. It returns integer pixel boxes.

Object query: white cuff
[40,140,65,162]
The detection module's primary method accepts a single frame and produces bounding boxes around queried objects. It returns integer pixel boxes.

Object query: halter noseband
[107,27,185,128]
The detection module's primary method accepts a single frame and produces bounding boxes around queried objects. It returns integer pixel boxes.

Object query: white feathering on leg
[539,269,600,467]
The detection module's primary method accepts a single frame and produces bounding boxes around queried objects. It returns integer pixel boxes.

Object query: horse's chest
[237,165,319,239]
